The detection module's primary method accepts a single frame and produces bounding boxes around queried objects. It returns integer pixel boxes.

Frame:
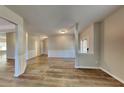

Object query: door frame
[0,6,27,77]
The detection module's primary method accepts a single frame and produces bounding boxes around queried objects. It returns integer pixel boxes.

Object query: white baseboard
[48,57,75,59]
[75,65,124,84]
[14,69,25,77]
[75,65,99,69]
[100,67,124,84]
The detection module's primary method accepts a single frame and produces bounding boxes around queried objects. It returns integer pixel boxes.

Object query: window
[0,42,6,50]
[80,39,88,53]
[0,33,7,62]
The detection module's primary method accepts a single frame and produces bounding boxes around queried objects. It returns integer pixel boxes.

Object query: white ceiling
[0,18,12,25]
[6,5,120,36]
[0,18,16,32]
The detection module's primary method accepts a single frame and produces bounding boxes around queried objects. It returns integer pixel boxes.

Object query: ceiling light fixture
[40,35,48,40]
[59,29,68,34]
[42,36,48,39]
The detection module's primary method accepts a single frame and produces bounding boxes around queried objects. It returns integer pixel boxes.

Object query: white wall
[79,24,94,54]
[0,6,26,77]
[0,33,6,62]
[43,38,48,55]
[26,32,28,60]
[28,34,41,59]
[48,34,75,58]
[40,40,44,54]
[6,32,16,59]
[100,7,124,83]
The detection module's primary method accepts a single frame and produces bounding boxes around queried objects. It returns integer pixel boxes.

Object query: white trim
[0,24,16,30]
[48,57,75,59]
[74,64,124,84]
[75,65,99,69]
[14,56,27,77]
[14,64,26,77]
[100,67,124,84]
[14,68,24,77]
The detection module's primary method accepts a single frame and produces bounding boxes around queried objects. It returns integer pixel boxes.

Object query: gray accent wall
[100,7,124,83]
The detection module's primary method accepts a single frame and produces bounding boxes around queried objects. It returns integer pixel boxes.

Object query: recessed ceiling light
[42,36,48,39]
[59,29,68,34]
[40,35,48,40]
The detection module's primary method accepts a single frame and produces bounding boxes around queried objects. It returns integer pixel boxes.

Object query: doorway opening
[42,38,48,56]
[0,17,16,77]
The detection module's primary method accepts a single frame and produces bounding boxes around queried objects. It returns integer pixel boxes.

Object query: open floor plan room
[0,5,124,87]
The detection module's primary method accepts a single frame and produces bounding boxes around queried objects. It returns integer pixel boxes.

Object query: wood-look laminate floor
[0,55,124,87]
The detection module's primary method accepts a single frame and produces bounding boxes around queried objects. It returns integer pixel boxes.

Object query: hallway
[0,55,123,87]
